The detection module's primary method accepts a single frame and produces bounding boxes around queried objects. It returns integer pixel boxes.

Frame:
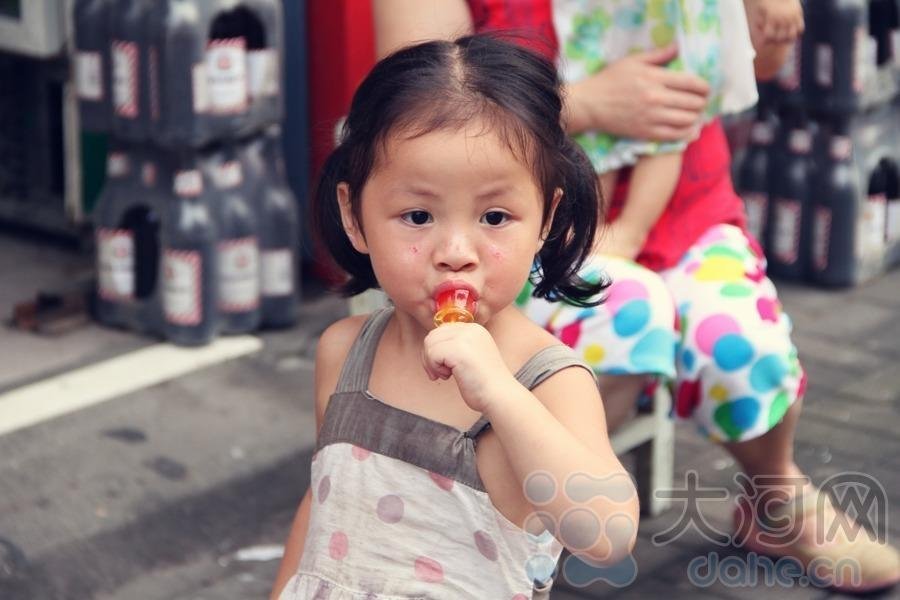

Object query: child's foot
[733,484,899,593]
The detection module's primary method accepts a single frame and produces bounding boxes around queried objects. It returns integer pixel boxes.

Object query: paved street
[0,227,898,600]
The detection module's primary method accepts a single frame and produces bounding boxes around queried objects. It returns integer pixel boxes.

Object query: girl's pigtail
[532,136,610,307]
[311,142,377,296]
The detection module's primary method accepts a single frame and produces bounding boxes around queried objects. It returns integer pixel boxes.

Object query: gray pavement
[0,227,898,600]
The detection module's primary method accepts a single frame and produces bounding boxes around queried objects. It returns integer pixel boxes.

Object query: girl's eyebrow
[401,185,440,199]
[475,184,515,201]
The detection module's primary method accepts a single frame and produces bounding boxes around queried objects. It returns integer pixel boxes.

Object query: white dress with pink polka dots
[278,308,591,599]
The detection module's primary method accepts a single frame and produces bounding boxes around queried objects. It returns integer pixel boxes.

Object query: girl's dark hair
[313,33,608,306]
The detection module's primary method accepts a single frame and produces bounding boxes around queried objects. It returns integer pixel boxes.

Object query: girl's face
[338,122,556,331]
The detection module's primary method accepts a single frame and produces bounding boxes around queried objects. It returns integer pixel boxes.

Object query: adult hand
[564,44,710,142]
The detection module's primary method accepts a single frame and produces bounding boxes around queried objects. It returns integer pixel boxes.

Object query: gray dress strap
[334,307,393,394]
[466,344,594,440]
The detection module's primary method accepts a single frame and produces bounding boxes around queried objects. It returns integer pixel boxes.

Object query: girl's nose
[435,230,478,272]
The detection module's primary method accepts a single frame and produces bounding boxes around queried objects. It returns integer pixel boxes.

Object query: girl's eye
[401,210,432,226]
[481,211,509,226]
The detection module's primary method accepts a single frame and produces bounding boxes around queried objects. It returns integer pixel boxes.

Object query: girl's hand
[564,44,710,141]
[421,323,515,414]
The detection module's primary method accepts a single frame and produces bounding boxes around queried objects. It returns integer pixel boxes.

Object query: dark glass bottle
[736,115,776,250]
[768,126,813,280]
[162,157,219,346]
[208,147,261,334]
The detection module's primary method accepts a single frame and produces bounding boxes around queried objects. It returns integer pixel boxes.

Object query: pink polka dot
[604,279,649,314]
[317,476,331,503]
[328,531,348,560]
[559,320,581,348]
[414,556,444,583]
[428,471,454,491]
[351,445,371,460]
[684,260,702,274]
[512,595,529,600]
[376,495,404,523]
[474,530,498,561]
[694,314,741,356]
[756,297,779,323]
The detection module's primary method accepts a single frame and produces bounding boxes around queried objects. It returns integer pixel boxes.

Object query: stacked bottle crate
[734,0,900,287]
[74,0,299,345]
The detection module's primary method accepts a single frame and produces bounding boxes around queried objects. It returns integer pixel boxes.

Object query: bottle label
[174,169,203,197]
[206,38,248,114]
[772,200,800,264]
[852,28,867,92]
[741,192,768,243]
[112,40,139,118]
[142,162,157,188]
[777,41,800,90]
[815,43,833,88]
[215,161,242,189]
[192,62,210,113]
[218,237,259,312]
[830,137,852,161]
[107,152,129,178]
[887,199,900,243]
[163,249,202,325]
[812,207,831,271]
[248,48,279,98]
[97,228,134,300]
[861,194,887,256]
[262,249,293,296]
[893,31,900,68]
[76,51,103,101]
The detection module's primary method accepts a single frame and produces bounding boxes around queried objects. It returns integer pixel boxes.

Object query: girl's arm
[423,326,639,564]
[485,363,640,564]
[269,317,366,599]
[372,0,474,60]
[743,0,805,80]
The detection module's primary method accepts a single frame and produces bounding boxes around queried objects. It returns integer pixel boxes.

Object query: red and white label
[163,249,202,325]
[218,237,259,312]
[248,48,279,98]
[112,40,139,118]
[742,192,768,243]
[861,194,887,255]
[261,249,293,296]
[772,200,801,264]
[778,41,800,91]
[215,161,242,189]
[97,228,134,300]
[812,207,832,271]
[815,43,833,88]
[76,51,103,101]
[107,152,129,178]
[174,169,203,197]
[206,38,248,115]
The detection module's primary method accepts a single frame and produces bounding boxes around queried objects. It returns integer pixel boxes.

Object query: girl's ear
[337,182,369,254]
[538,188,564,251]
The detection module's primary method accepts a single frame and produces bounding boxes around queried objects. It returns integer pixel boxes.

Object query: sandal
[732,484,899,593]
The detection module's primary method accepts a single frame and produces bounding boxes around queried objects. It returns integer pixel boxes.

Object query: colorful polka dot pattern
[519,225,806,443]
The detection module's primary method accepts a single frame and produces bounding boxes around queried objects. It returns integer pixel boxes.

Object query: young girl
[271,35,639,599]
